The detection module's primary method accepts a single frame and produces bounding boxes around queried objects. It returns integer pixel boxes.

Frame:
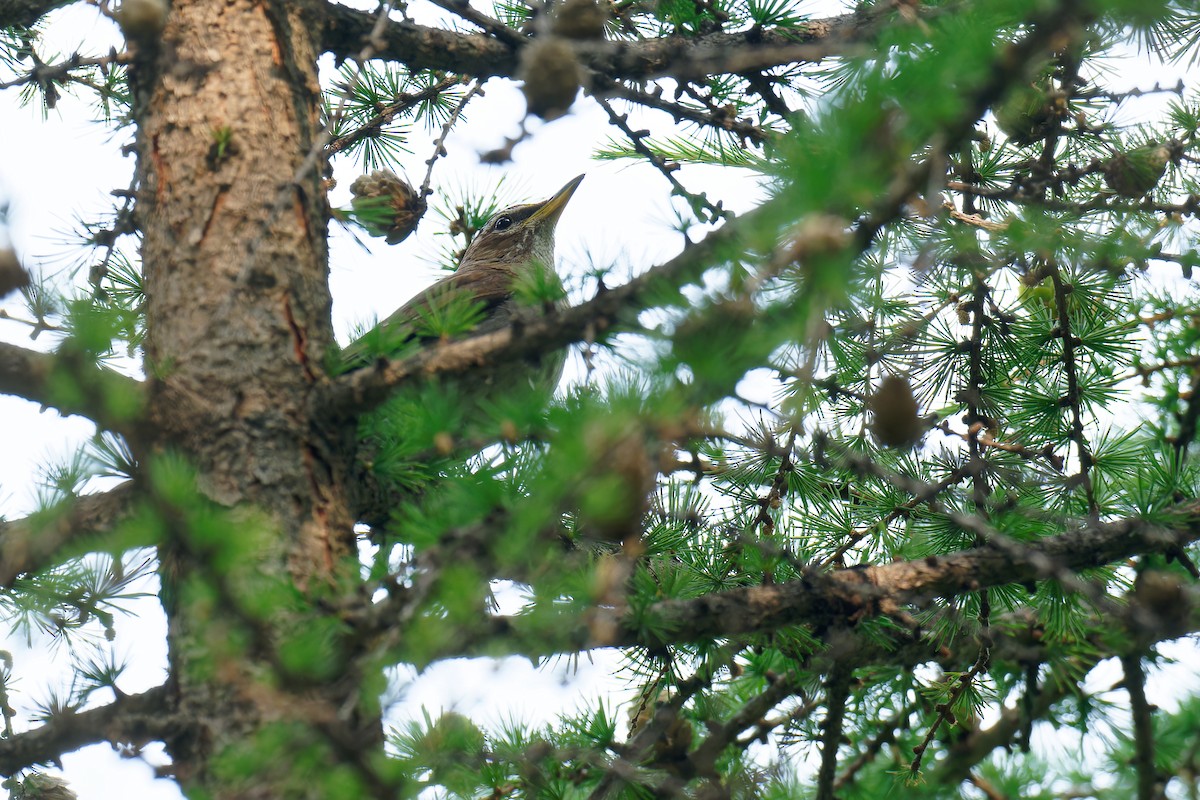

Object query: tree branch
[0,341,143,431]
[412,506,1200,656]
[627,511,1196,649]
[0,686,173,777]
[929,654,1102,787]
[815,669,852,800]
[322,1,869,81]
[1122,653,1162,800]
[0,482,136,588]
[425,0,524,49]
[0,0,72,29]
[325,74,465,157]
[687,670,807,779]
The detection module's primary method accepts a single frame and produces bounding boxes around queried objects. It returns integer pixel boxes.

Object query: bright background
[2,3,1198,799]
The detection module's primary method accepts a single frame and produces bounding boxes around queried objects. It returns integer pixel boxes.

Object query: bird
[344,175,585,520]
[341,174,585,393]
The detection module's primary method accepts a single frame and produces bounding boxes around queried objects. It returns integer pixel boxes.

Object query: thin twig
[834,702,915,790]
[426,0,526,47]
[910,646,990,776]
[419,79,483,199]
[818,464,972,570]
[0,47,127,91]
[593,94,728,223]
[601,77,772,145]
[1121,653,1161,800]
[326,74,466,157]
[815,669,853,800]
[1049,263,1098,516]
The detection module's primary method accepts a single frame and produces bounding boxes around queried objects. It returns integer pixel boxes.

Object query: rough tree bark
[133,1,363,792]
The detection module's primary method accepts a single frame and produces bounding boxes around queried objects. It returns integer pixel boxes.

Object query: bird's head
[458,174,584,275]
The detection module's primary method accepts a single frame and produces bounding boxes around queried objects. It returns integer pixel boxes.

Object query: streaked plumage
[341,175,584,392]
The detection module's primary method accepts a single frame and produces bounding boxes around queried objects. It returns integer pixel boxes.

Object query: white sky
[3,3,1200,799]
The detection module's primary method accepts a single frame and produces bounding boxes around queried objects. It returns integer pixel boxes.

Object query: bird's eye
[493,216,513,231]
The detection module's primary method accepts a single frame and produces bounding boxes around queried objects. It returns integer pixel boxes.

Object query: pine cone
[519,38,581,120]
[870,375,925,449]
[348,170,426,244]
[551,0,609,40]
[1104,143,1170,198]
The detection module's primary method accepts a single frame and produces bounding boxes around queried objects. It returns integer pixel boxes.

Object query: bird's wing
[380,266,516,331]
[340,266,516,369]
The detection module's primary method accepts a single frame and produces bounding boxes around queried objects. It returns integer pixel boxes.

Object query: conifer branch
[426,0,525,48]
[595,93,728,221]
[0,686,173,777]
[0,483,136,588]
[587,665,719,799]
[377,503,1200,660]
[687,673,807,774]
[909,647,989,776]
[814,669,852,800]
[0,341,143,432]
[322,1,871,81]
[833,702,914,790]
[1122,653,1161,800]
[0,0,72,29]
[0,47,127,94]
[325,73,466,157]
[625,509,1193,648]
[928,657,1096,787]
[1049,264,1099,515]
[600,78,773,145]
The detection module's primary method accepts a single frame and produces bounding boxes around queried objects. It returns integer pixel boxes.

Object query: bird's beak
[530,174,585,225]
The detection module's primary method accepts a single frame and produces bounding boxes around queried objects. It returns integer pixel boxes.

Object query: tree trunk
[134,1,363,793]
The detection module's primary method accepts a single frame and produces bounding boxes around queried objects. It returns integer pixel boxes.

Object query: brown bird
[341,174,585,388]
[344,176,584,514]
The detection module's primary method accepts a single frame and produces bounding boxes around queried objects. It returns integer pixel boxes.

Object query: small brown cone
[579,423,655,543]
[995,79,1059,146]
[348,170,426,244]
[1104,144,1170,199]
[551,0,609,39]
[870,375,925,449]
[519,38,581,120]
[114,0,167,40]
